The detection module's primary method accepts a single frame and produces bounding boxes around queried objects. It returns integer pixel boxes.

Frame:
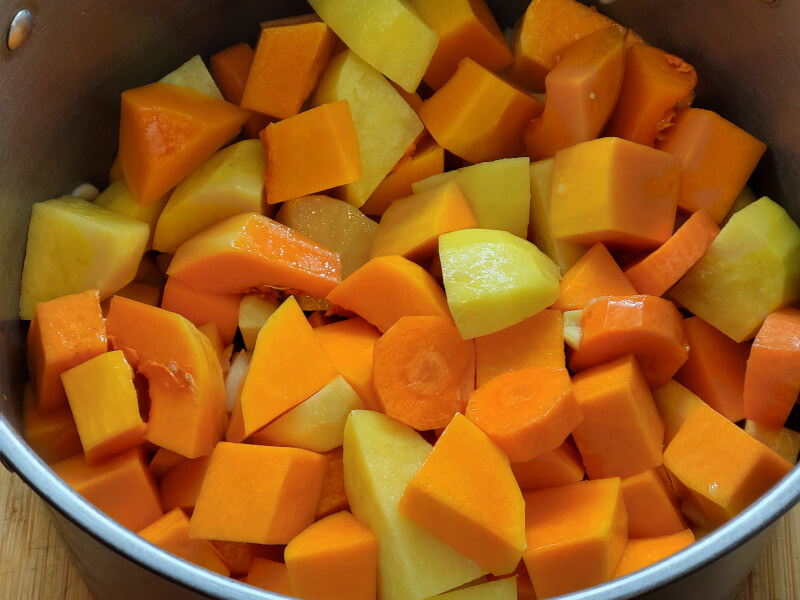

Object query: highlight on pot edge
[15,0,800,598]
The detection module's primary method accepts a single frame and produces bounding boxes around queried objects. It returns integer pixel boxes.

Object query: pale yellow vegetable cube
[427,578,517,600]
[94,179,166,250]
[238,294,279,352]
[160,55,223,99]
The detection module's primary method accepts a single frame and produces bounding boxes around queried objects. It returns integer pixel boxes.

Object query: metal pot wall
[1,1,798,599]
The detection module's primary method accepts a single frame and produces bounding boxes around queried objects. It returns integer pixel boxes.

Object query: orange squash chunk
[511,439,585,492]
[651,380,705,446]
[246,558,291,595]
[327,255,451,333]
[524,27,625,161]
[240,296,337,437]
[316,447,349,519]
[161,278,241,347]
[399,414,526,576]
[22,383,82,465]
[106,296,226,459]
[27,289,107,412]
[158,455,211,512]
[148,447,184,479]
[119,82,248,204]
[550,243,635,311]
[550,137,680,249]
[418,58,544,164]
[571,356,665,479]
[475,309,565,387]
[190,442,327,544]
[621,468,686,539]
[212,542,274,578]
[569,295,688,388]
[523,478,628,599]
[52,448,163,531]
[612,530,695,578]
[261,100,363,204]
[663,403,793,525]
[285,511,379,600]
[167,212,342,299]
[313,319,381,412]
[139,508,230,576]
[674,316,749,423]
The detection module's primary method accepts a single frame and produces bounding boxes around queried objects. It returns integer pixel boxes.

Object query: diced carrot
[27,289,107,412]
[139,508,229,576]
[61,350,146,465]
[467,367,582,463]
[604,44,697,147]
[550,243,635,311]
[663,403,793,525]
[362,139,446,217]
[621,468,686,539]
[744,420,800,465]
[414,0,513,90]
[419,58,544,164]
[161,277,241,346]
[240,296,337,437]
[242,21,335,120]
[261,101,363,205]
[327,255,452,333]
[571,355,665,479]
[511,439,585,491]
[373,316,475,431]
[400,414,526,575]
[624,210,719,297]
[119,82,248,204]
[245,558,291,595]
[52,448,163,531]
[524,27,625,160]
[148,447,184,479]
[612,530,695,578]
[313,318,381,412]
[22,383,82,464]
[285,511,379,600]
[523,478,628,598]
[371,181,478,261]
[569,295,688,388]
[208,43,270,138]
[743,308,800,429]
[106,296,226,459]
[316,447,349,519]
[475,309,565,387]
[167,212,342,299]
[651,380,705,446]
[550,137,680,249]
[190,442,327,544]
[657,108,767,223]
[674,316,749,422]
[158,455,211,512]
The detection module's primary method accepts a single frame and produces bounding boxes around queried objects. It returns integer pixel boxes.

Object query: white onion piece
[225,350,251,412]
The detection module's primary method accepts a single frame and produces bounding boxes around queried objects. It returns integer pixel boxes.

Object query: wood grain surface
[1,466,798,600]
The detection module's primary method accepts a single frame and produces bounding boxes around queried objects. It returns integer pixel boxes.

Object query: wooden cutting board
[1,466,798,599]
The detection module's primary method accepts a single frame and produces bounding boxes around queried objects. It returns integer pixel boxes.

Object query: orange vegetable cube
[475,309,565,387]
[419,58,544,164]
[663,403,793,524]
[167,212,342,299]
[261,101,363,205]
[550,137,680,249]
[61,350,146,465]
[744,420,800,465]
[22,383,82,465]
[52,448,163,531]
[415,0,513,90]
[612,530,695,578]
[245,558,291,595]
[161,277,241,346]
[550,243,635,311]
[119,82,248,204]
[621,468,686,539]
[240,296,337,437]
[571,356,665,479]
[674,316,749,423]
[190,442,327,544]
[651,380,705,446]
[744,308,800,429]
[211,541,275,578]
[27,289,107,412]
[285,511,379,600]
[158,455,211,512]
[242,21,335,120]
[511,439,585,491]
[148,447,184,479]
[371,181,478,261]
[399,414,526,575]
[570,295,688,388]
[657,108,767,223]
[316,447,349,519]
[523,478,628,598]
[139,508,229,576]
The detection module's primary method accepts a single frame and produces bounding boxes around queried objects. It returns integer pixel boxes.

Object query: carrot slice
[612,530,695,578]
[550,243,635,311]
[621,468,686,539]
[466,367,582,463]
[511,439,585,492]
[373,316,475,431]
[167,212,342,299]
[161,277,241,346]
[624,210,719,297]
[208,43,270,138]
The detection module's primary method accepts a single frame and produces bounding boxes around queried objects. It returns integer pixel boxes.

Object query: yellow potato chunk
[427,578,517,600]
[160,55,223,99]
[238,294,279,352]
[94,179,166,250]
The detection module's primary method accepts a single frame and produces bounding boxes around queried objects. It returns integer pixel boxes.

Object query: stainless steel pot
[1,1,798,599]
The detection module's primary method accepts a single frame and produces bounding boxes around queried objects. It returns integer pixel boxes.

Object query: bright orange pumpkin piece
[612,530,695,578]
